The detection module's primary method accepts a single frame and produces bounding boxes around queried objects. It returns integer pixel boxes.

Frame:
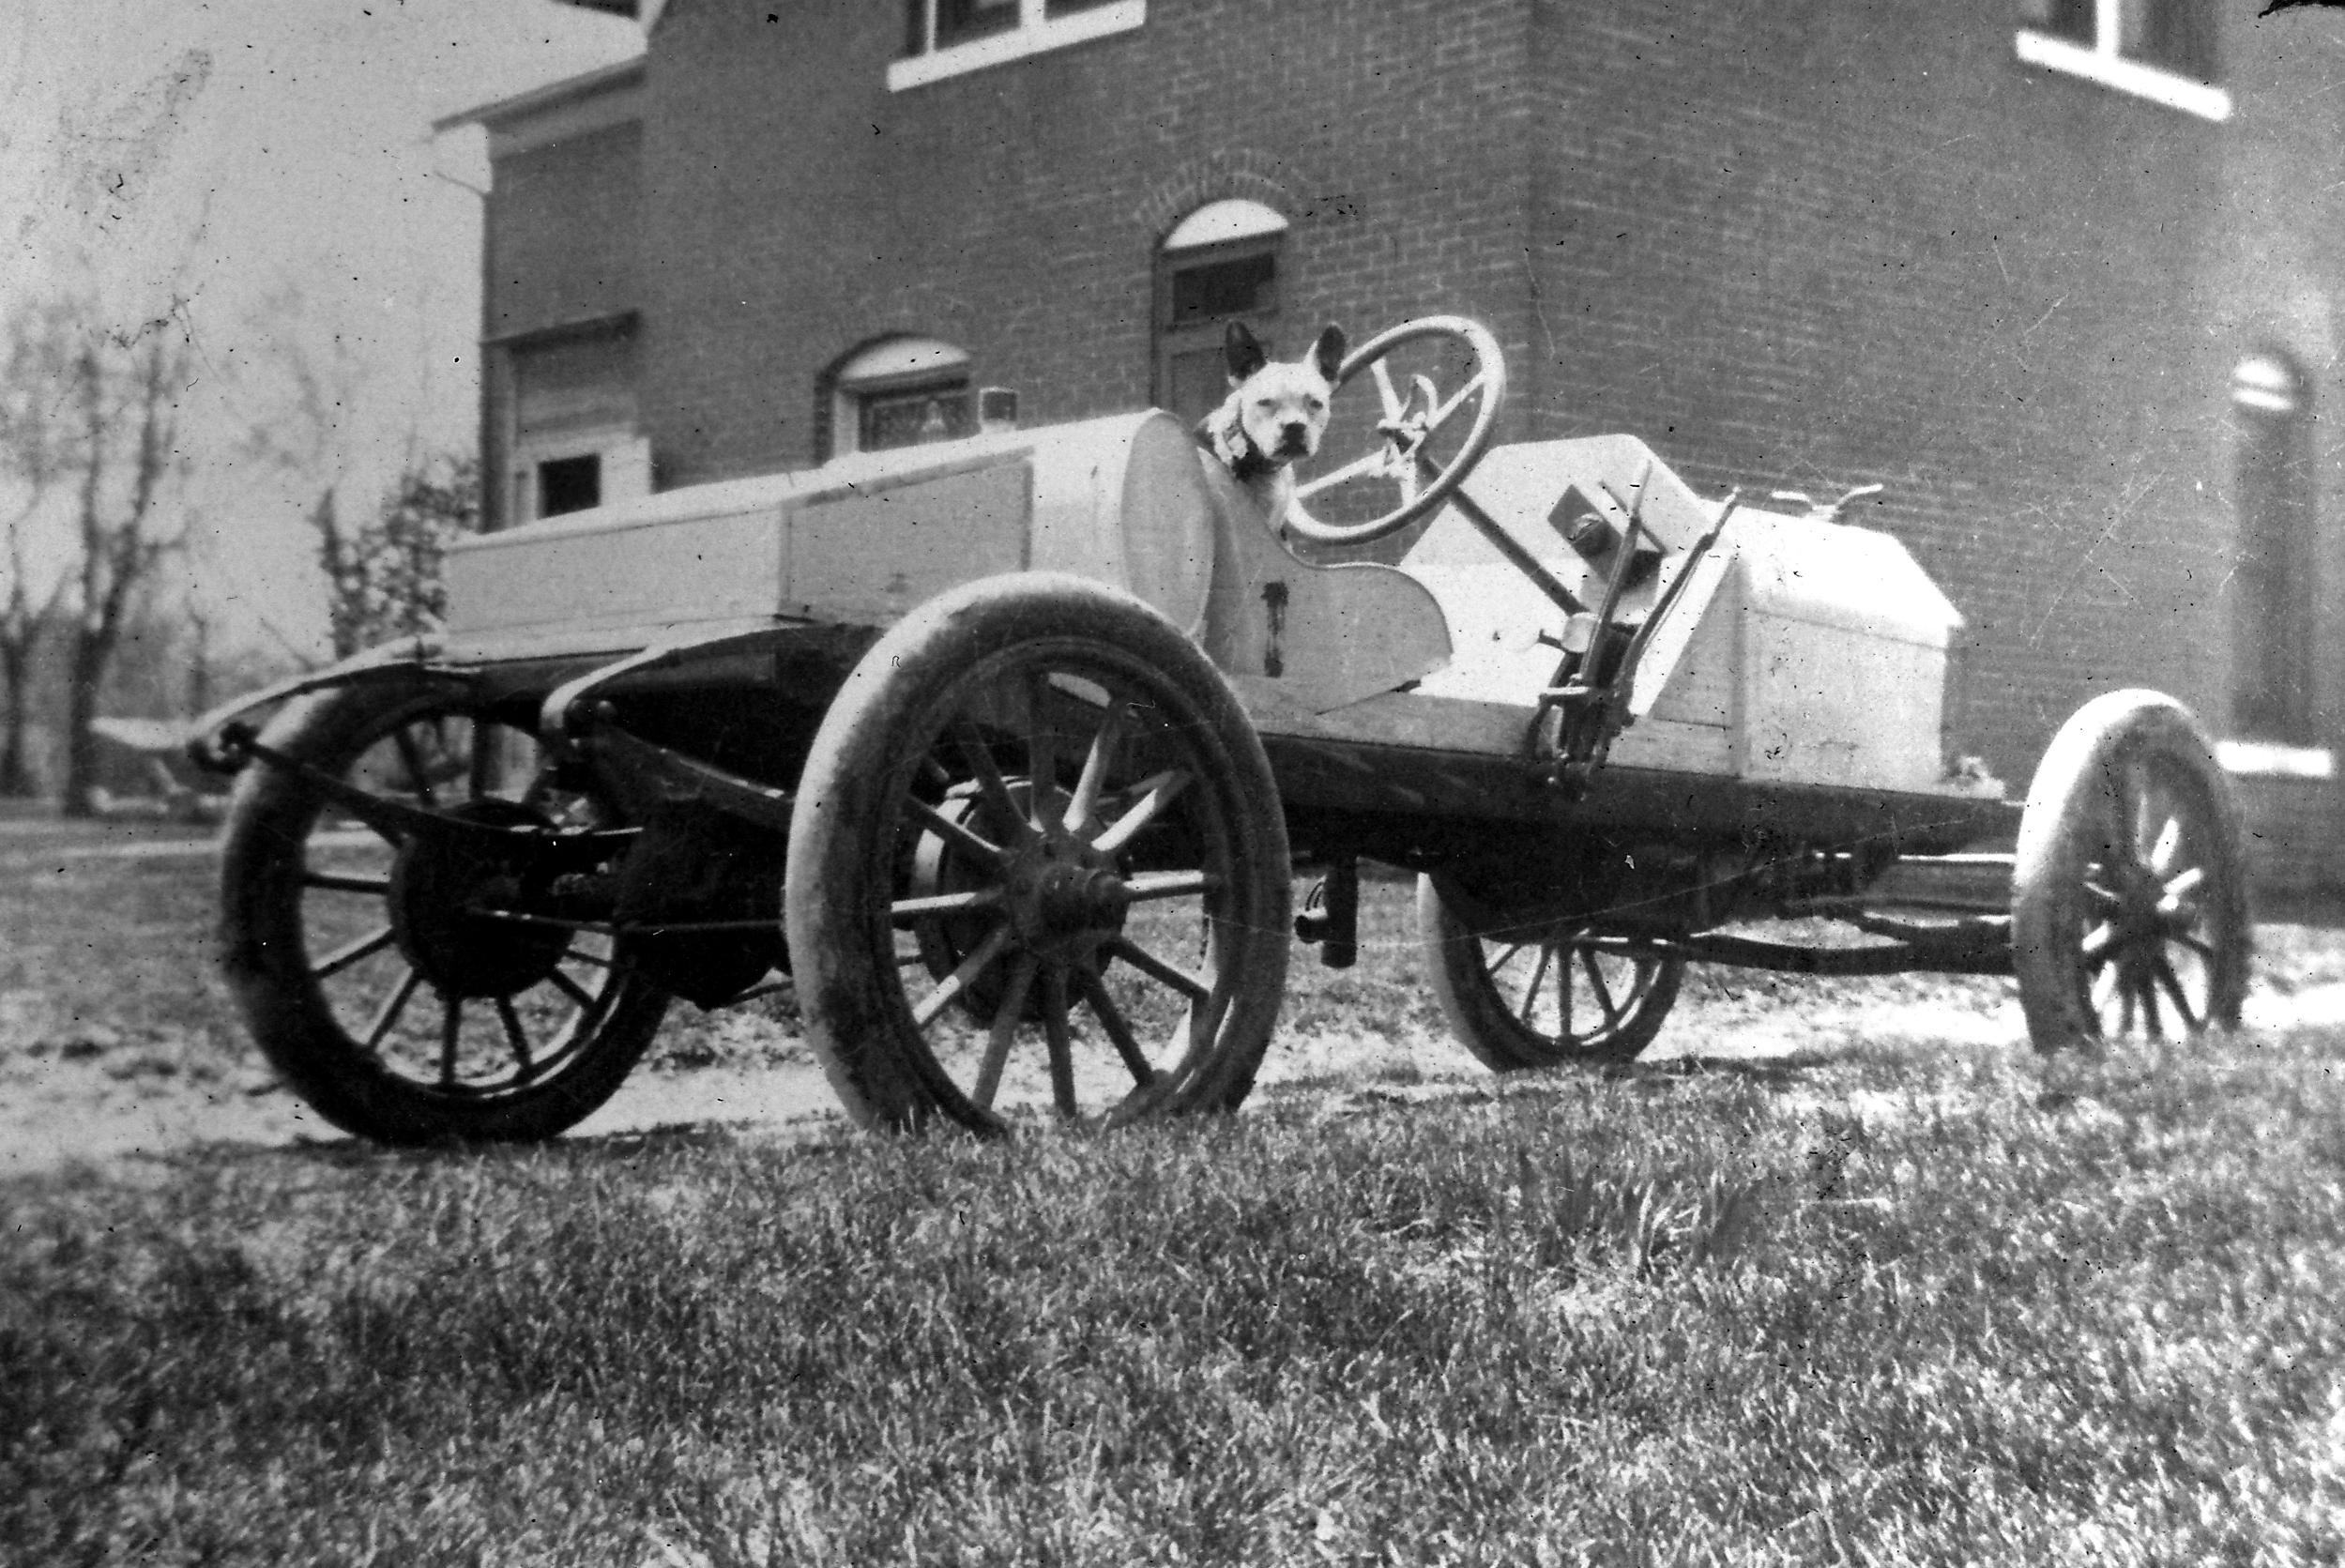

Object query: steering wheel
[1285,315,1507,547]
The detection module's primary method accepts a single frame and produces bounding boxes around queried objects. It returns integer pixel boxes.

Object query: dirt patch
[7,824,2342,1176]
[12,970,2345,1179]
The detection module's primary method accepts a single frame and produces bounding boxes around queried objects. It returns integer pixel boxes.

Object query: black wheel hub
[2095,855,2197,954]
[388,799,571,998]
[912,782,1132,1017]
[1003,838,1132,960]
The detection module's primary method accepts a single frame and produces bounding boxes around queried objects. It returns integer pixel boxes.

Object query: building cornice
[483,310,640,350]
[432,56,645,139]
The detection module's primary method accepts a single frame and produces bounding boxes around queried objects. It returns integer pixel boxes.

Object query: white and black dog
[1195,320,1347,524]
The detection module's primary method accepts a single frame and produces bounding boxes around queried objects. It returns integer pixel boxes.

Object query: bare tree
[237,291,477,660]
[181,589,217,718]
[0,303,76,796]
[315,453,479,659]
[0,299,195,814]
[0,514,57,796]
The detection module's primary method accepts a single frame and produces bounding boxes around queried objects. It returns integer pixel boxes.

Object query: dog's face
[1218,321,1346,466]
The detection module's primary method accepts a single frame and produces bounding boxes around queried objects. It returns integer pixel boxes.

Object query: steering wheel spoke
[1284,316,1507,548]
[1294,447,1398,502]
[1394,450,1424,504]
[1425,371,1489,434]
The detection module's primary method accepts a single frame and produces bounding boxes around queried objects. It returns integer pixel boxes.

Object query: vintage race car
[193,317,2248,1143]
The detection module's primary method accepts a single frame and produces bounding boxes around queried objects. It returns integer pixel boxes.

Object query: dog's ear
[1224,321,1267,384]
[1311,325,1348,385]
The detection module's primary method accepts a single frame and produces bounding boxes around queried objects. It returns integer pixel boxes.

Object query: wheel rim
[1472,927,1675,1058]
[874,644,1265,1130]
[2069,749,2233,1040]
[287,700,643,1104]
[1286,315,1506,546]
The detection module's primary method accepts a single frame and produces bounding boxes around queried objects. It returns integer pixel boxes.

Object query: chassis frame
[190,318,2251,1142]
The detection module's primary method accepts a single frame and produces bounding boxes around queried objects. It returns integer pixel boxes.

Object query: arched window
[2231,351,2316,742]
[827,336,973,458]
[1154,199,1287,429]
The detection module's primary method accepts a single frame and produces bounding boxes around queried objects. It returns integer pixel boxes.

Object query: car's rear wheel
[219,677,670,1143]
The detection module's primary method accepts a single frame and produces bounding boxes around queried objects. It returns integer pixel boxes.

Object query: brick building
[446,0,2345,896]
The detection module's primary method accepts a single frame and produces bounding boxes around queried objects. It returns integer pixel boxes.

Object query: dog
[1195,321,1346,525]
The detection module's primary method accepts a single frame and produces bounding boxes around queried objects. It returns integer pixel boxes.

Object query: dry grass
[6,824,2345,1563]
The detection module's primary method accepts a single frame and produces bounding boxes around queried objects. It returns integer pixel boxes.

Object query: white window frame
[889,0,1145,92]
[510,429,651,524]
[2017,0,2229,122]
[829,338,974,458]
[2217,738,2335,780]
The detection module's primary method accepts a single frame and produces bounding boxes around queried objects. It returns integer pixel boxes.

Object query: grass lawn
[6,830,2345,1563]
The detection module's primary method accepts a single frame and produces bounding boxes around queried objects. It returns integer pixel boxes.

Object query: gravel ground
[8,814,2343,1175]
[11,936,2345,1177]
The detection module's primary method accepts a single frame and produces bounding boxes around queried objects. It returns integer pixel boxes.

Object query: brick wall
[1527,0,2231,781]
[620,0,2247,780]
[481,120,644,530]
[486,0,2267,789]
[486,121,643,339]
[2229,770,2345,911]
[637,0,1534,484]
[2216,6,2345,754]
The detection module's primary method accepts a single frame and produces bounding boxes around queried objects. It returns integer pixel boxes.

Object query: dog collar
[1225,425,1277,483]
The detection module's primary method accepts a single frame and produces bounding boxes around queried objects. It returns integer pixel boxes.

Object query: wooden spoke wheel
[1285,315,1508,548]
[1417,875,1683,1068]
[785,574,1290,1135]
[2012,690,2249,1051]
[218,677,669,1144]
